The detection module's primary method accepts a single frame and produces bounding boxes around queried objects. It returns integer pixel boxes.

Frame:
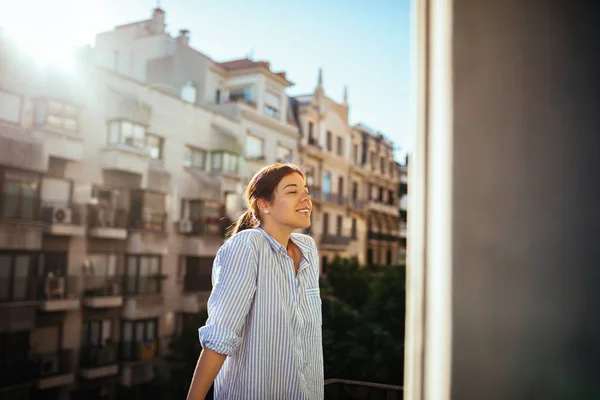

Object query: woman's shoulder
[221,229,263,251]
[291,232,318,251]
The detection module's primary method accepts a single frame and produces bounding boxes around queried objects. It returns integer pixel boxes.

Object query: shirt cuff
[198,325,241,356]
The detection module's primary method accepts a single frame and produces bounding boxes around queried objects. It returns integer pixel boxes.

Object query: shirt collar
[255,227,312,261]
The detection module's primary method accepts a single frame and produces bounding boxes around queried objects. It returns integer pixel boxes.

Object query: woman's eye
[289,192,297,194]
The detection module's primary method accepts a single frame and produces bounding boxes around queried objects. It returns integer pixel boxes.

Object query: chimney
[177,29,190,46]
[150,7,166,34]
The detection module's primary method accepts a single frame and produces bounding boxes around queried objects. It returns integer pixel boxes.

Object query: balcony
[0,124,46,172]
[323,193,348,207]
[37,276,80,312]
[324,379,403,400]
[308,187,323,202]
[129,211,167,232]
[101,144,150,176]
[122,276,164,319]
[83,276,123,308]
[79,344,119,379]
[33,122,84,162]
[119,340,159,387]
[87,206,128,239]
[177,218,227,238]
[349,198,367,209]
[33,349,76,390]
[41,202,86,236]
[321,235,353,249]
[367,200,400,217]
[368,232,400,243]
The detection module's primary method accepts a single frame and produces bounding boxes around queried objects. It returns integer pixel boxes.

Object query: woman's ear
[257,199,270,214]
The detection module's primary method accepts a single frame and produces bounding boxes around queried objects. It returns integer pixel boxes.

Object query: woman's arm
[187,348,226,399]
[188,233,259,399]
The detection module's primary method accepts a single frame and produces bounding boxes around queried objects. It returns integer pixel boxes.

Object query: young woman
[187,163,323,400]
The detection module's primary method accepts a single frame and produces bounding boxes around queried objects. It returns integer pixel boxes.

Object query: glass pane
[2,181,20,218]
[133,125,145,148]
[109,121,119,144]
[102,320,112,343]
[146,321,156,340]
[245,136,263,158]
[183,147,192,167]
[121,122,133,145]
[212,153,222,170]
[125,257,137,294]
[81,323,89,345]
[90,321,100,346]
[13,255,30,300]
[0,255,11,301]
[107,255,117,277]
[123,321,133,341]
[135,322,144,341]
[323,172,331,194]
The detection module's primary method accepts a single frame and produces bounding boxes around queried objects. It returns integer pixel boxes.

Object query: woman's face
[261,172,312,230]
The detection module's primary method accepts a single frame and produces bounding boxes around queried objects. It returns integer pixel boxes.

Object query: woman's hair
[228,163,306,236]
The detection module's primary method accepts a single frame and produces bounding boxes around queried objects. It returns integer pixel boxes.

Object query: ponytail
[228,209,258,237]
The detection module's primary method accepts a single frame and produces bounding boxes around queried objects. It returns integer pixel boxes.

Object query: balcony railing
[37,276,79,301]
[83,275,122,297]
[32,349,75,379]
[120,339,159,363]
[0,277,37,303]
[130,211,167,232]
[323,193,347,206]
[79,344,118,369]
[368,232,399,242]
[321,235,353,246]
[350,198,366,208]
[40,202,85,225]
[324,379,403,400]
[308,187,322,202]
[123,276,162,296]
[87,206,128,228]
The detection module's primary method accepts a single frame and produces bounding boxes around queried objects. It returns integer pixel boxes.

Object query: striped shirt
[198,227,324,400]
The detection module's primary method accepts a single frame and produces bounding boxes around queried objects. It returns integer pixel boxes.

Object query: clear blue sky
[1,0,412,156]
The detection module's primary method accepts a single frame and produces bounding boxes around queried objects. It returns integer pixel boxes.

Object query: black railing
[32,349,75,379]
[324,379,403,400]
[321,235,353,246]
[368,232,399,242]
[120,340,159,363]
[130,212,167,232]
[37,276,79,301]
[79,344,118,368]
[87,206,128,228]
[123,276,162,296]
[83,275,122,297]
[0,277,37,303]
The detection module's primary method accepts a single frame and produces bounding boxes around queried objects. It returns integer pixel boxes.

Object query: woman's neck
[259,221,293,248]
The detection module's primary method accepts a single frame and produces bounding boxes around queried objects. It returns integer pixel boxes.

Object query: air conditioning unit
[52,206,72,224]
[39,354,59,377]
[178,219,192,233]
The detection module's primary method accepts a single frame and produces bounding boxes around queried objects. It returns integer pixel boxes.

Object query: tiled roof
[216,58,289,81]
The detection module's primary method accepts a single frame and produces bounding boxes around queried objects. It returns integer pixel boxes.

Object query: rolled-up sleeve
[198,234,258,356]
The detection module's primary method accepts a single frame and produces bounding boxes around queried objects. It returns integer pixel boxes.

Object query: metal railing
[123,276,162,296]
[79,344,118,368]
[321,235,353,246]
[130,211,167,232]
[323,193,347,206]
[87,206,128,229]
[324,379,403,400]
[37,276,79,301]
[32,349,75,379]
[83,275,122,297]
[40,201,85,225]
[120,339,159,363]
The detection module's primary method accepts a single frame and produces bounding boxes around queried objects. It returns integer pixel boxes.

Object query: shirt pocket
[304,287,322,334]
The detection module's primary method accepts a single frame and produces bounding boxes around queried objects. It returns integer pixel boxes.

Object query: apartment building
[292,70,369,269]
[0,31,247,399]
[91,7,300,183]
[353,123,404,267]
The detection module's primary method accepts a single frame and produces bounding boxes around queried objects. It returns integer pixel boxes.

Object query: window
[336,215,343,236]
[35,99,78,131]
[183,256,214,292]
[381,157,385,173]
[1,169,39,220]
[308,122,315,142]
[370,151,376,168]
[229,87,252,104]
[215,89,221,104]
[323,171,331,195]
[379,187,384,202]
[353,144,359,164]
[388,190,395,205]
[276,145,292,162]
[82,319,113,347]
[326,131,332,151]
[0,253,35,302]
[368,184,373,200]
[212,151,238,173]
[352,182,358,201]
[146,134,163,160]
[121,319,158,361]
[245,135,264,160]
[0,91,21,123]
[336,137,343,156]
[184,145,207,169]
[386,250,393,266]
[264,91,281,118]
[390,161,395,177]
[337,177,344,201]
[107,120,146,149]
[83,253,118,295]
[124,255,161,295]
[351,218,357,239]
[181,81,197,103]
[129,190,166,231]
[323,213,329,235]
